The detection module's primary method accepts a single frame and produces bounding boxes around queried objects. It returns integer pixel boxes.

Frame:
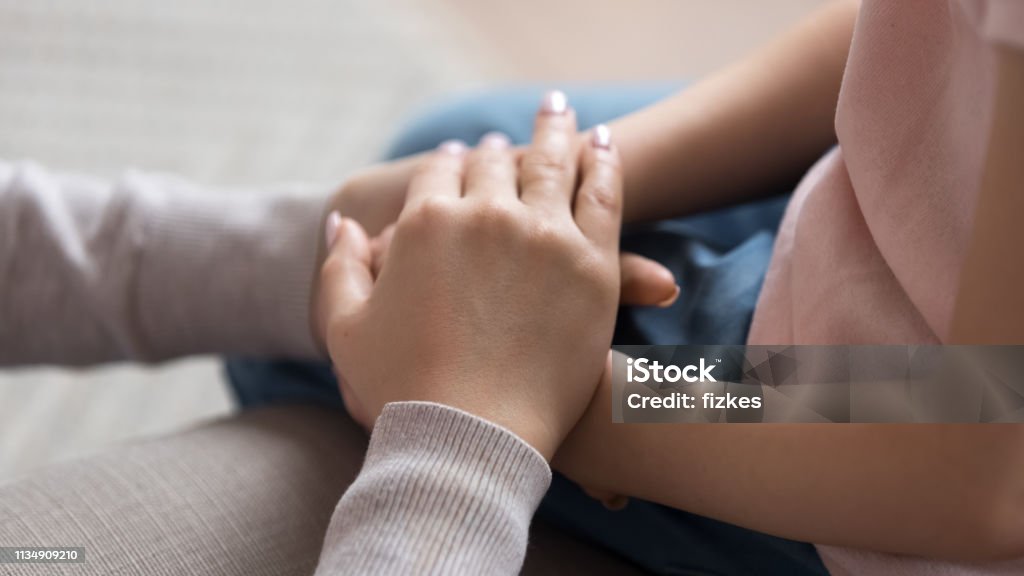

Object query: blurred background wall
[0,0,823,482]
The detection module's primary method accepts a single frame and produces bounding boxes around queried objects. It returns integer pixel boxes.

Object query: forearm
[554,376,1024,560]
[614,0,859,222]
[0,160,327,365]
[316,402,550,575]
[339,0,859,235]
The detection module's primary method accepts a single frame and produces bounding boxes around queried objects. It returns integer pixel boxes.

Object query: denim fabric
[225,86,826,576]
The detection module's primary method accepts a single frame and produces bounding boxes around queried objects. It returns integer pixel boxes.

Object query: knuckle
[419,193,455,215]
[521,150,570,182]
[581,182,621,212]
[406,195,456,229]
[589,152,622,181]
[525,218,571,251]
[593,148,622,170]
[467,199,520,235]
[472,198,516,221]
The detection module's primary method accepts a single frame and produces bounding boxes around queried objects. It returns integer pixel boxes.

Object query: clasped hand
[314,93,675,460]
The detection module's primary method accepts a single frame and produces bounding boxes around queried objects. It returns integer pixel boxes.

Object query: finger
[619,252,680,307]
[573,125,623,255]
[519,90,579,211]
[464,132,517,200]
[370,224,395,278]
[319,213,374,332]
[402,140,466,211]
[335,154,424,236]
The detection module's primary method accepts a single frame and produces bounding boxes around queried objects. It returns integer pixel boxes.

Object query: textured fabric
[0,159,327,364]
[750,0,1024,346]
[747,1,1024,574]
[0,404,642,576]
[0,153,616,574]
[316,402,551,575]
[0,406,366,576]
[229,86,829,576]
[819,550,1024,576]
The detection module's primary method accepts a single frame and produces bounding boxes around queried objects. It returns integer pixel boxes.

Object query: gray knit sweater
[0,159,552,575]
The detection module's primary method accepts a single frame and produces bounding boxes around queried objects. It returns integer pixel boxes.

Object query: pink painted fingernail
[325,210,343,249]
[480,131,510,149]
[592,124,611,149]
[540,90,568,115]
[438,139,467,155]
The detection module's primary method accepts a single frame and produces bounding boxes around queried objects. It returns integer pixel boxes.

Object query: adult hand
[309,134,678,353]
[367,223,678,309]
[316,93,624,459]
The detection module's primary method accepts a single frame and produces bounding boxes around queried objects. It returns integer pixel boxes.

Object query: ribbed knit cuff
[317,402,551,575]
[130,171,330,359]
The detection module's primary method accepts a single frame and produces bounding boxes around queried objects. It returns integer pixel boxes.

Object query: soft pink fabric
[747,1,1024,573]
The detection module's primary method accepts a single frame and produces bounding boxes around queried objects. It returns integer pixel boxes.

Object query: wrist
[474,409,559,461]
[382,399,559,462]
[413,391,562,460]
[365,370,563,460]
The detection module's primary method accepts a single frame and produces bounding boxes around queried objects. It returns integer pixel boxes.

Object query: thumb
[320,211,375,328]
[619,252,679,307]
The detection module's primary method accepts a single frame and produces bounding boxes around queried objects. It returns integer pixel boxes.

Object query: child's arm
[334,1,861,233]
[563,63,1024,555]
[565,56,1024,553]
[612,0,860,222]
[553,364,1024,562]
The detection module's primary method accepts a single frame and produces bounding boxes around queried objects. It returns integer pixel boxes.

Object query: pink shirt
[748,1,1024,573]
[750,0,1024,346]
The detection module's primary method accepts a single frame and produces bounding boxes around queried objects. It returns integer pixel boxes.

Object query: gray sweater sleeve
[0,159,328,364]
[317,401,552,576]
[0,160,552,573]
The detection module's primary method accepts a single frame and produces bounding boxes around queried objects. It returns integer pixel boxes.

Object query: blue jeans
[226,86,827,576]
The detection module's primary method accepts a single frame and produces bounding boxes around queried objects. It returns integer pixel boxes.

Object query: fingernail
[592,124,611,149]
[657,285,681,308]
[325,210,343,249]
[480,131,510,149]
[438,139,467,155]
[540,90,568,115]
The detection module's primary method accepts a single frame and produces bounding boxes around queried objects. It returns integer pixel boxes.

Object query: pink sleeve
[978,0,1024,50]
